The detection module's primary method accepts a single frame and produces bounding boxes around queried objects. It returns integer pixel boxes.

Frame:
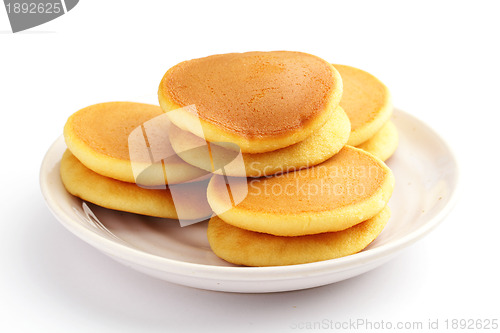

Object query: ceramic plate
[40,109,459,293]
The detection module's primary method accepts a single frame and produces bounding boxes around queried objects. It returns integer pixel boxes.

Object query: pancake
[357,121,398,162]
[334,64,393,146]
[169,106,351,177]
[63,101,208,185]
[207,145,394,236]
[207,206,390,266]
[159,51,343,153]
[60,150,212,220]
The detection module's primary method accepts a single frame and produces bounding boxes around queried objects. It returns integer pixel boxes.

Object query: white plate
[40,109,459,293]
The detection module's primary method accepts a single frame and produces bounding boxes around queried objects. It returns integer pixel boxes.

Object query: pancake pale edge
[60,150,212,220]
[207,146,395,236]
[159,51,343,153]
[169,106,351,177]
[207,206,390,266]
[357,120,398,162]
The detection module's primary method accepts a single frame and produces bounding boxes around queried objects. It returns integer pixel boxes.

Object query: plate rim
[39,108,461,282]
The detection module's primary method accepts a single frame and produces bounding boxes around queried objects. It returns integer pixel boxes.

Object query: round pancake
[207,145,394,236]
[60,150,212,220]
[357,121,398,162]
[169,106,350,177]
[159,51,343,153]
[63,101,208,185]
[334,64,393,146]
[207,207,390,266]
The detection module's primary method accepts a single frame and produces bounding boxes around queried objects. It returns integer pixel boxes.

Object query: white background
[1,1,499,332]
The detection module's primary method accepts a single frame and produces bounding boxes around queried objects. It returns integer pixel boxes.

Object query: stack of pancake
[60,51,397,267]
[60,102,213,221]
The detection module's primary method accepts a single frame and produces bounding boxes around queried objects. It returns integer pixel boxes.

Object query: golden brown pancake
[63,101,208,185]
[159,51,343,153]
[357,121,398,161]
[207,145,394,236]
[60,150,212,220]
[207,207,390,266]
[334,64,392,146]
[169,106,350,177]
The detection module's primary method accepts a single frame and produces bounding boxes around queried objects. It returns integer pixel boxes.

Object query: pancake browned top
[159,51,342,139]
[210,146,389,214]
[66,102,165,161]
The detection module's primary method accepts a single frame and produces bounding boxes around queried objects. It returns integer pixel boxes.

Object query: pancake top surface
[211,146,390,214]
[65,102,167,161]
[160,51,341,138]
[335,64,390,131]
